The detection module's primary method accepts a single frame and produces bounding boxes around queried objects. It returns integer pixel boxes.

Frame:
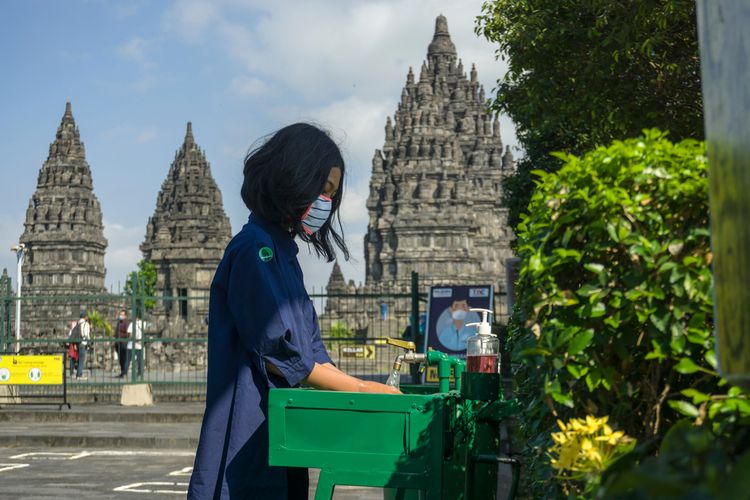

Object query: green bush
[508,130,748,497]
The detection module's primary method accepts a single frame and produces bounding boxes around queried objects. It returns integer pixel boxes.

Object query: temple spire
[48,101,85,162]
[326,261,347,294]
[141,122,231,332]
[427,14,456,63]
[19,102,108,335]
[184,121,195,148]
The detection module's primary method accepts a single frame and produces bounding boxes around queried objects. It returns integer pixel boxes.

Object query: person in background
[125,312,144,379]
[115,309,129,378]
[66,319,79,378]
[68,312,91,380]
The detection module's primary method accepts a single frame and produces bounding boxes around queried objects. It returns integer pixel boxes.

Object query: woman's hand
[358,380,402,395]
[295,362,402,394]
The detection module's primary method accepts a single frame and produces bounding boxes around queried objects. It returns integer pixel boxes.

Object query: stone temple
[19,102,108,336]
[323,15,515,331]
[141,123,231,335]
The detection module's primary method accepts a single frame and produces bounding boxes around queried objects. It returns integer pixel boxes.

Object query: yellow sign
[339,345,376,360]
[0,355,63,385]
[425,366,457,384]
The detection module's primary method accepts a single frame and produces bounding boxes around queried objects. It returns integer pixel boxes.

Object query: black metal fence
[0,272,509,401]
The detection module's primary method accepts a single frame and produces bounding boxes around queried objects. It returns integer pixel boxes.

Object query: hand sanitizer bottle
[465,308,499,373]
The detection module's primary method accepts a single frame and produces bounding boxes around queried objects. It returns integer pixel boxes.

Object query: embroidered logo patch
[258,247,274,262]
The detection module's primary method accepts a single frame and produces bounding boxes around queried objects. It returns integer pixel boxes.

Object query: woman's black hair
[241,123,350,262]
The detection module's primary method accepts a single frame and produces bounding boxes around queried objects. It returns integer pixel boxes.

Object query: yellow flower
[595,430,626,446]
[553,441,580,470]
[552,431,569,444]
[548,414,635,481]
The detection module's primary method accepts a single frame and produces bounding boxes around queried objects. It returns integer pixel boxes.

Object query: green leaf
[585,370,602,391]
[550,391,575,408]
[705,350,717,369]
[603,313,621,329]
[607,223,620,242]
[590,301,607,318]
[667,400,700,418]
[650,311,671,332]
[680,388,710,404]
[576,284,602,297]
[674,357,700,374]
[568,329,595,355]
[566,363,588,379]
[584,263,605,275]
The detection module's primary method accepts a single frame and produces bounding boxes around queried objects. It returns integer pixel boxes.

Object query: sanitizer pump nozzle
[465,308,499,373]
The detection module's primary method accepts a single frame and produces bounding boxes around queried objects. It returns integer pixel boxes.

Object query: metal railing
[0,272,509,401]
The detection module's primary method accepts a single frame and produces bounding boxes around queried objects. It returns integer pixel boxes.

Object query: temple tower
[141,123,231,333]
[323,15,515,332]
[362,15,515,314]
[19,102,108,336]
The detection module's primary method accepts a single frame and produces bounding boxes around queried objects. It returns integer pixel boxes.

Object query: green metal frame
[269,388,450,499]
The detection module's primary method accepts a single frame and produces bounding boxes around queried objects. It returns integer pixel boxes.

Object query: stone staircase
[0,403,203,449]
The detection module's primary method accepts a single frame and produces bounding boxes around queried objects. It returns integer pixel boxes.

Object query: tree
[87,310,113,337]
[509,131,749,497]
[124,260,157,312]
[476,0,704,230]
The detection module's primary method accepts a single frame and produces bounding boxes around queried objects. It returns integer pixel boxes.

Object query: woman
[188,123,399,500]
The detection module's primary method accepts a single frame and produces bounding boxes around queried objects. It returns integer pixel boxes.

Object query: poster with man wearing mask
[425,285,493,355]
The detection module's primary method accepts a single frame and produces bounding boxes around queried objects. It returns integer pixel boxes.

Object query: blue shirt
[437,322,475,352]
[188,214,332,499]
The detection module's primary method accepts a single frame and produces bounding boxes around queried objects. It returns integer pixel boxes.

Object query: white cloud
[165,0,511,106]
[103,220,143,292]
[97,123,161,147]
[227,75,272,98]
[117,36,149,61]
[116,36,159,90]
[117,36,157,70]
[135,127,159,144]
[163,0,220,43]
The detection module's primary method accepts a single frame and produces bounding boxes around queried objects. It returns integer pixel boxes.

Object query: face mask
[301,194,333,235]
[452,309,467,321]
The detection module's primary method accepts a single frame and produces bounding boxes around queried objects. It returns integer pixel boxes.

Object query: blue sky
[0,0,516,294]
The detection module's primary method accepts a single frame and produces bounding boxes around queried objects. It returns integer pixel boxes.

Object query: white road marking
[79,450,194,458]
[10,450,193,460]
[113,481,188,494]
[168,466,193,476]
[9,452,76,460]
[0,463,30,473]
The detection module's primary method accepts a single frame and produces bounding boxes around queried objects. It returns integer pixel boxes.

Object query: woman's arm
[266,362,400,394]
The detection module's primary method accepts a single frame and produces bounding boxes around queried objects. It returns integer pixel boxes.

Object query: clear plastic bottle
[385,366,401,389]
[465,308,499,373]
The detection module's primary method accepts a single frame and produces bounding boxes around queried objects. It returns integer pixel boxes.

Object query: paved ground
[0,447,385,499]
[0,404,384,499]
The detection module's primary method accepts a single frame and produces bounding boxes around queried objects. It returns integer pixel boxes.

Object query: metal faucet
[387,338,427,370]
[385,338,426,389]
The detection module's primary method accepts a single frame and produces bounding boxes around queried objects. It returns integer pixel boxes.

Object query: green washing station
[268,342,520,499]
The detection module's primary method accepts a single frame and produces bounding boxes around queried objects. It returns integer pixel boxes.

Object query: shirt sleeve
[227,241,315,387]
